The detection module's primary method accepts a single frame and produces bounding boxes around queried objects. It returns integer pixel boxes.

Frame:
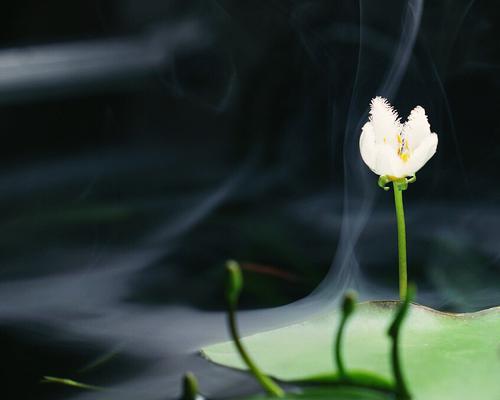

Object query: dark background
[0,1,499,399]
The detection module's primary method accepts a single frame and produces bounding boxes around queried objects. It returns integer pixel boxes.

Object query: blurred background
[0,0,499,399]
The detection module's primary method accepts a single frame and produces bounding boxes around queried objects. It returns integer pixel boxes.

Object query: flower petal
[402,106,432,150]
[373,144,405,177]
[359,122,377,171]
[369,97,402,147]
[403,133,438,176]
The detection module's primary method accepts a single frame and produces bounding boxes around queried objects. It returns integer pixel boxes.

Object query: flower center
[396,134,410,162]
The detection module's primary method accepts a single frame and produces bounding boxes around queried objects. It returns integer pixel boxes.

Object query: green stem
[42,376,104,391]
[334,292,355,380]
[227,305,285,397]
[388,285,415,399]
[334,315,347,379]
[392,181,407,300]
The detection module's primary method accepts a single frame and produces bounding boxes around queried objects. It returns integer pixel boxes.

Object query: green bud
[225,260,243,307]
[181,372,199,400]
[342,290,357,317]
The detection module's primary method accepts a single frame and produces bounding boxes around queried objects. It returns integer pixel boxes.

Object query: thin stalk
[227,305,285,397]
[42,376,104,391]
[392,181,407,300]
[334,315,348,379]
[334,292,355,380]
[388,285,415,399]
[390,316,410,399]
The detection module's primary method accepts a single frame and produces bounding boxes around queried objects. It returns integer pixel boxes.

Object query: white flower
[359,97,438,179]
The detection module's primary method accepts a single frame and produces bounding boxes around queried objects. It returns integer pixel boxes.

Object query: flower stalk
[393,179,408,300]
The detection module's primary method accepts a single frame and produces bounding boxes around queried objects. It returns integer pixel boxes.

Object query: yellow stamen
[400,153,409,162]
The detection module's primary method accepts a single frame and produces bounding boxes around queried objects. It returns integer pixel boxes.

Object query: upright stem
[392,181,407,300]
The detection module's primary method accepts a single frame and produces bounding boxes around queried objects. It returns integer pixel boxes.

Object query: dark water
[0,1,499,399]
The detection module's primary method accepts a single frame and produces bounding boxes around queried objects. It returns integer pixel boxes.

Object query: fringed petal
[402,106,432,150]
[369,97,402,148]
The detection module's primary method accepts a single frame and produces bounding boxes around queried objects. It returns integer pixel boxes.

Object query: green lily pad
[202,302,500,400]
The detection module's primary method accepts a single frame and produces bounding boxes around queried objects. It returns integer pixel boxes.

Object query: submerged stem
[392,181,407,300]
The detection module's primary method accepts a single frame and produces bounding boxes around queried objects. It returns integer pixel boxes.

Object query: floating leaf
[202,302,500,400]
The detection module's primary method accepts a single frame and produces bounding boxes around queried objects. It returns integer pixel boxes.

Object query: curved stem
[334,314,347,379]
[227,305,285,397]
[388,285,415,399]
[392,181,407,300]
[334,292,355,380]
